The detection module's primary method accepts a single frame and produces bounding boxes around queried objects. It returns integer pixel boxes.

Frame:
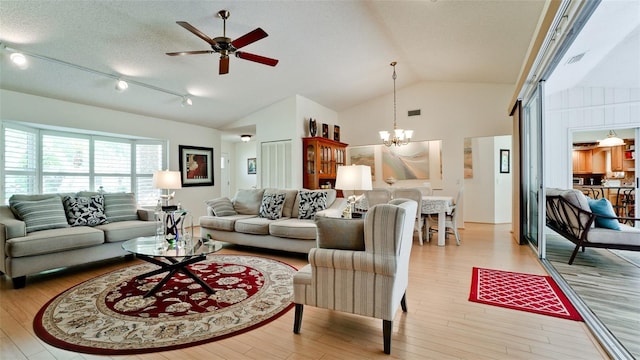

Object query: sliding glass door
[522,85,544,253]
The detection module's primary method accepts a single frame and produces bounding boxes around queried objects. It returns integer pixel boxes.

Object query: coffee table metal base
[135,254,215,297]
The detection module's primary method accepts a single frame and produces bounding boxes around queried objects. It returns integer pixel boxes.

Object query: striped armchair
[292,199,418,354]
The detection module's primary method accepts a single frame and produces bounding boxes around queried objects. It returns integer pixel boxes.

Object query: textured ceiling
[0,1,546,133]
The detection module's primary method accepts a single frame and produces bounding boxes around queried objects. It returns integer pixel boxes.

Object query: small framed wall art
[334,125,340,141]
[500,149,510,174]
[179,145,214,186]
[322,123,329,138]
[247,158,257,174]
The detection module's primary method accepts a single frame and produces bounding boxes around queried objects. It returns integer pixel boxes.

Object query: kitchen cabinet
[572,150,592,174]
[611,145,624,171]
[303,137,348,190]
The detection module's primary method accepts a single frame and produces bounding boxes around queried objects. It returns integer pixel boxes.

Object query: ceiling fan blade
[176,21,217,45]
[235,51,279,67]
[219,56,230,75]
[231,28,268,50]
[166,50,213,56]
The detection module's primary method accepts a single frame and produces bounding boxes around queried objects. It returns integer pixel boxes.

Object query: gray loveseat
[199,188,346,254]
[0,192,156,288]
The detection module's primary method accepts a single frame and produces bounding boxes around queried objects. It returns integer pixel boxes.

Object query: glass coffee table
[122,236,222,297]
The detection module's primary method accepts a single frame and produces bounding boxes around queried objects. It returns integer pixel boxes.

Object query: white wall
[0,89,221,222]
[225,95,338,189]
[544,87,640,188]
[339,81,515,202]
[234,140,258,191]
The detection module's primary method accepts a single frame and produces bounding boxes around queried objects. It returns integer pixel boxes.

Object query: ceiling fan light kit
[167,10,279,75]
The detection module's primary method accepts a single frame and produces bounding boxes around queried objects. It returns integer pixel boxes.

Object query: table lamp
[153,170,182,210]
[335,165,373,218]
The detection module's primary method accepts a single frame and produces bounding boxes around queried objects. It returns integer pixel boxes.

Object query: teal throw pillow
[587,198,621,230]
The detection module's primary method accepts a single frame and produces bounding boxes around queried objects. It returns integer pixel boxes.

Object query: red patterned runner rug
[469,267,582,321]
[34,255,297,355]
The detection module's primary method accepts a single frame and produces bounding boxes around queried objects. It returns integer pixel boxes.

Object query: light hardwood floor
[0,223,610,359]
[545,233,640,358]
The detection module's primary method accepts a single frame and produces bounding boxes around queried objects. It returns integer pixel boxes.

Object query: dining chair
[364,188,392,208]
[427,186,463,245]
[392,188,424,245]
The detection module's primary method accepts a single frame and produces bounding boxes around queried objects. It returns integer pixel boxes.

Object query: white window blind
[2,123,167,206]
[4,127,37,199]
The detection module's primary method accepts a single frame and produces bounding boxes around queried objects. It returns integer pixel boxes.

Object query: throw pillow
[587,198,621,230]
[63,195,108,226]
[298,190,328,219]
[103,193,138,222]
[233,189,265,215]
[259,192,286,220]
[10,196,70,233]
[316,216,365,250]
[205,197,237,216]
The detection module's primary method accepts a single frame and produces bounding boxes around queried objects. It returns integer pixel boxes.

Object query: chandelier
[379,61,413,147]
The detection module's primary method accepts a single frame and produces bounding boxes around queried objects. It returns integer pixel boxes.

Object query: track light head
[10,52,27,68]
[182,96,193,107]
[115,79,129,92]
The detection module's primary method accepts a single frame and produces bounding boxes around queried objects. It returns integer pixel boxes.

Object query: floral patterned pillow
[298,190,328,219]
[63,195,108,227]
[259,192,286,220]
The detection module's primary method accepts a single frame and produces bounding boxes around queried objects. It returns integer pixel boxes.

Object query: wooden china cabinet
[302,137,348,190]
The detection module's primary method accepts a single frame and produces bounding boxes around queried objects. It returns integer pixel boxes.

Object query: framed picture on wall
[247,158,257,174]
[334,125,340,141]
[500,149,510,173]
[179,145,214,186]
[322,123,329,138]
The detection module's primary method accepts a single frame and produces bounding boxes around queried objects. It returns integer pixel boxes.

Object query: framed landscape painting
[178,145,214,187]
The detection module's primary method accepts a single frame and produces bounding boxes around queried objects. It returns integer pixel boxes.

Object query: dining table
[421,195,455,246]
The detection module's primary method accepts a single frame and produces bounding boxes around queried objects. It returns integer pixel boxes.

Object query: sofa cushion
[9,196,70,233]
[205,197,237,216]
[103,193,138,222]
[259,191,286,220]
[587,223,640,245]
[94,220,156,243]
[297,190,328,219]
[199,214,257,232]
[269,218,318,240]
[235,217,282,235]
[587,198,621,230]
[315,216,365,250]
[5,226,104,257]
[233,189,265,215]
[63,194,108,227]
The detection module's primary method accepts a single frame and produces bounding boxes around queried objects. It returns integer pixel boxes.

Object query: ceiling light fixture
[379,61,413,147]
[598,130,625,147]
[9,52,27,68]
[115,79,129,92]
[240,134,251,142]
[182,96,193,106]
[1,42,192,106]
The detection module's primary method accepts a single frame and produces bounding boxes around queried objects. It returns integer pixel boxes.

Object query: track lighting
[1,42,193,105]
[115,79,129,92]
[10,52,27,68]
[241,134,251,142]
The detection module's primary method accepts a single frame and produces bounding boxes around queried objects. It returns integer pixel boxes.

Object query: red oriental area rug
[34,255,297,355]
[469,267,582,321]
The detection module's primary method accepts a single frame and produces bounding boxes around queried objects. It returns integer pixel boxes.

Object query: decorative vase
[309,118,317,137]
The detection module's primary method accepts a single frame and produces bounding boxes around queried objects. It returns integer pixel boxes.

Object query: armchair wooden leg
[383,320,392,354]
[401,293,407,312]
[293,304,303,334]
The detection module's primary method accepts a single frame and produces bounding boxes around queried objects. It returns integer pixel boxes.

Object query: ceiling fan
[166,10,278,75]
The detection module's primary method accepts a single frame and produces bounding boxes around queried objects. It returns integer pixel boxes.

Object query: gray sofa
[199,188,346,254]
[0,192,156,288]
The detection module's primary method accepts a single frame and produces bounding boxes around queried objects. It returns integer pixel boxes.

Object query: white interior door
[220,152,230,198]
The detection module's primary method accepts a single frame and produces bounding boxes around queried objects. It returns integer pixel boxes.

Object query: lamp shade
[335,165,373,191]
[152,170,182,190]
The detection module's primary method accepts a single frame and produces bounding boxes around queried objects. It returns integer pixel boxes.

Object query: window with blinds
[2,124,165,206]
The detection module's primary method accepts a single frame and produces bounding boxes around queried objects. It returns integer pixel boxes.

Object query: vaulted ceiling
[0,1,547,131]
